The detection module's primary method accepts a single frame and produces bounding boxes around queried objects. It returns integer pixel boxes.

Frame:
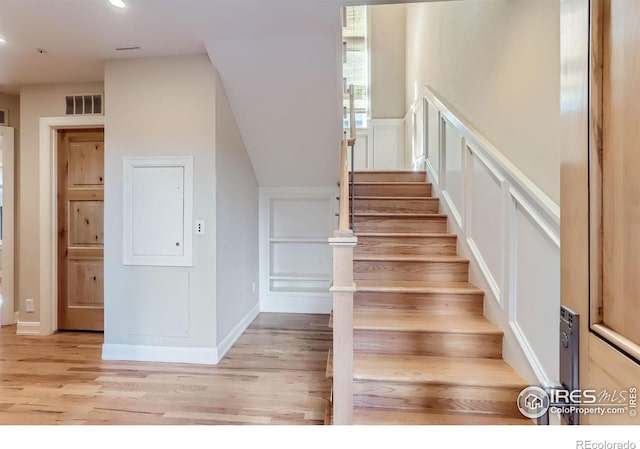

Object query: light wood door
[58,129,104,331]
[598,0,640,355]
[562,0,640,425]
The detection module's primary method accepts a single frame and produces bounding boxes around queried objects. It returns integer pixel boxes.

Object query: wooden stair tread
[353,311,502,335]
[352,212,446,217]
[356,232,456,238]
[348,196,438,200]
[353,181,431,185]
[356,280,484,295]
[354,254,468,262]
[352,353,527,388]
[352,171,426,174]
[353,408,533,425]
[326,352,528,388]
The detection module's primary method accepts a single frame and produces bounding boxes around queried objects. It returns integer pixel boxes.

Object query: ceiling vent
[65,94,103,115]
[0,109,7,125]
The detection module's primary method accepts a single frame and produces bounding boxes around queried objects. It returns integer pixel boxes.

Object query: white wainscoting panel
[370,119,406,170]
[509,190,560,383]
[412,101,425,168]
[441,119,464,227]
[271,197,330,238]
[259,188,336,313]
[351,130,370,170]
[467,149,505,303]
[405,108,414,171]
[426,101,440,181]
[351,120,406,171]
[413,86,560,386]
[126,270,190,337]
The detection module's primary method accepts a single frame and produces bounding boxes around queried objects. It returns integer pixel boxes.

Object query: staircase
[326,170,532,425]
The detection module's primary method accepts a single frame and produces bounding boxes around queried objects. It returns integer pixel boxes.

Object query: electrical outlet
[25,298,35,313]
[195,220,205,235]
[252,282,256,294]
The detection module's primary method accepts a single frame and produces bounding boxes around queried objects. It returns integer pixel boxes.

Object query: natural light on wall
[343,6,368,129]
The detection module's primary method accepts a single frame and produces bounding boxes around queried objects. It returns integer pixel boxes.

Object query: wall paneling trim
[411,87,560,386]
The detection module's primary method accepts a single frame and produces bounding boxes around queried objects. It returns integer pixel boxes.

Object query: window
[343,6,368,129]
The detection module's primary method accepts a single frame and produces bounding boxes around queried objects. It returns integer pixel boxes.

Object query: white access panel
[123,156,193,266]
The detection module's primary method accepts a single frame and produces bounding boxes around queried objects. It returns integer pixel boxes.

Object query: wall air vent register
[65,94,104,115]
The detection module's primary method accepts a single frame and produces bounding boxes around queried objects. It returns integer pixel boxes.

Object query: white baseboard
[216,303,260,361]
[101,304,261,365]
[16,321,41,335]
[102,343,219,365]
[260,296,332,314]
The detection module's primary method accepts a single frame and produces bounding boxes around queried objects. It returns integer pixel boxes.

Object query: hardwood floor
[0,313,331,425]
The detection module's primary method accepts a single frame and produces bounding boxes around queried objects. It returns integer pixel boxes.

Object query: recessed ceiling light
[0,35,7,45]
[109,0,126,8]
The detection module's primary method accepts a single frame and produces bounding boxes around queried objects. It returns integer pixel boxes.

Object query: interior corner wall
[369,4,406,119]
[103,55,218,357]
[18,82,104,324]
[214,71,259,348]
[0,91,20,313]
[406,0,560,204]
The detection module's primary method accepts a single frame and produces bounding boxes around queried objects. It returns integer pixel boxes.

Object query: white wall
[18,82,103,324]
[103,55,218,362]
[406,0,560,203]
[369,4,406,119]
[215,71,260,349]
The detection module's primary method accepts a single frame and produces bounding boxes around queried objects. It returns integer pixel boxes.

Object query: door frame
[0,125,15,326]
[38,116,104,336]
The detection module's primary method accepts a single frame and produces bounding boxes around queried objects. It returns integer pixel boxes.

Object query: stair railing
[328,84,357,425]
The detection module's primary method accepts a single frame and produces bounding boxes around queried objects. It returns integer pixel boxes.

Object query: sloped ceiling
[205,0,345,186]
[0,0,443,186]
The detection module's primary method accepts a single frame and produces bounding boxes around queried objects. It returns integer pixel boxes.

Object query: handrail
[338,138,350,231]
[338,84,356,232]
[349,84,356,140]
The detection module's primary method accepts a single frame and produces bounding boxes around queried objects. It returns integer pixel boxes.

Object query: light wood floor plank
[0,313,330,425]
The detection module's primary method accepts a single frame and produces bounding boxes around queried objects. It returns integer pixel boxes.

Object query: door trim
[38,116,104,336]
[0,125,15,326]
